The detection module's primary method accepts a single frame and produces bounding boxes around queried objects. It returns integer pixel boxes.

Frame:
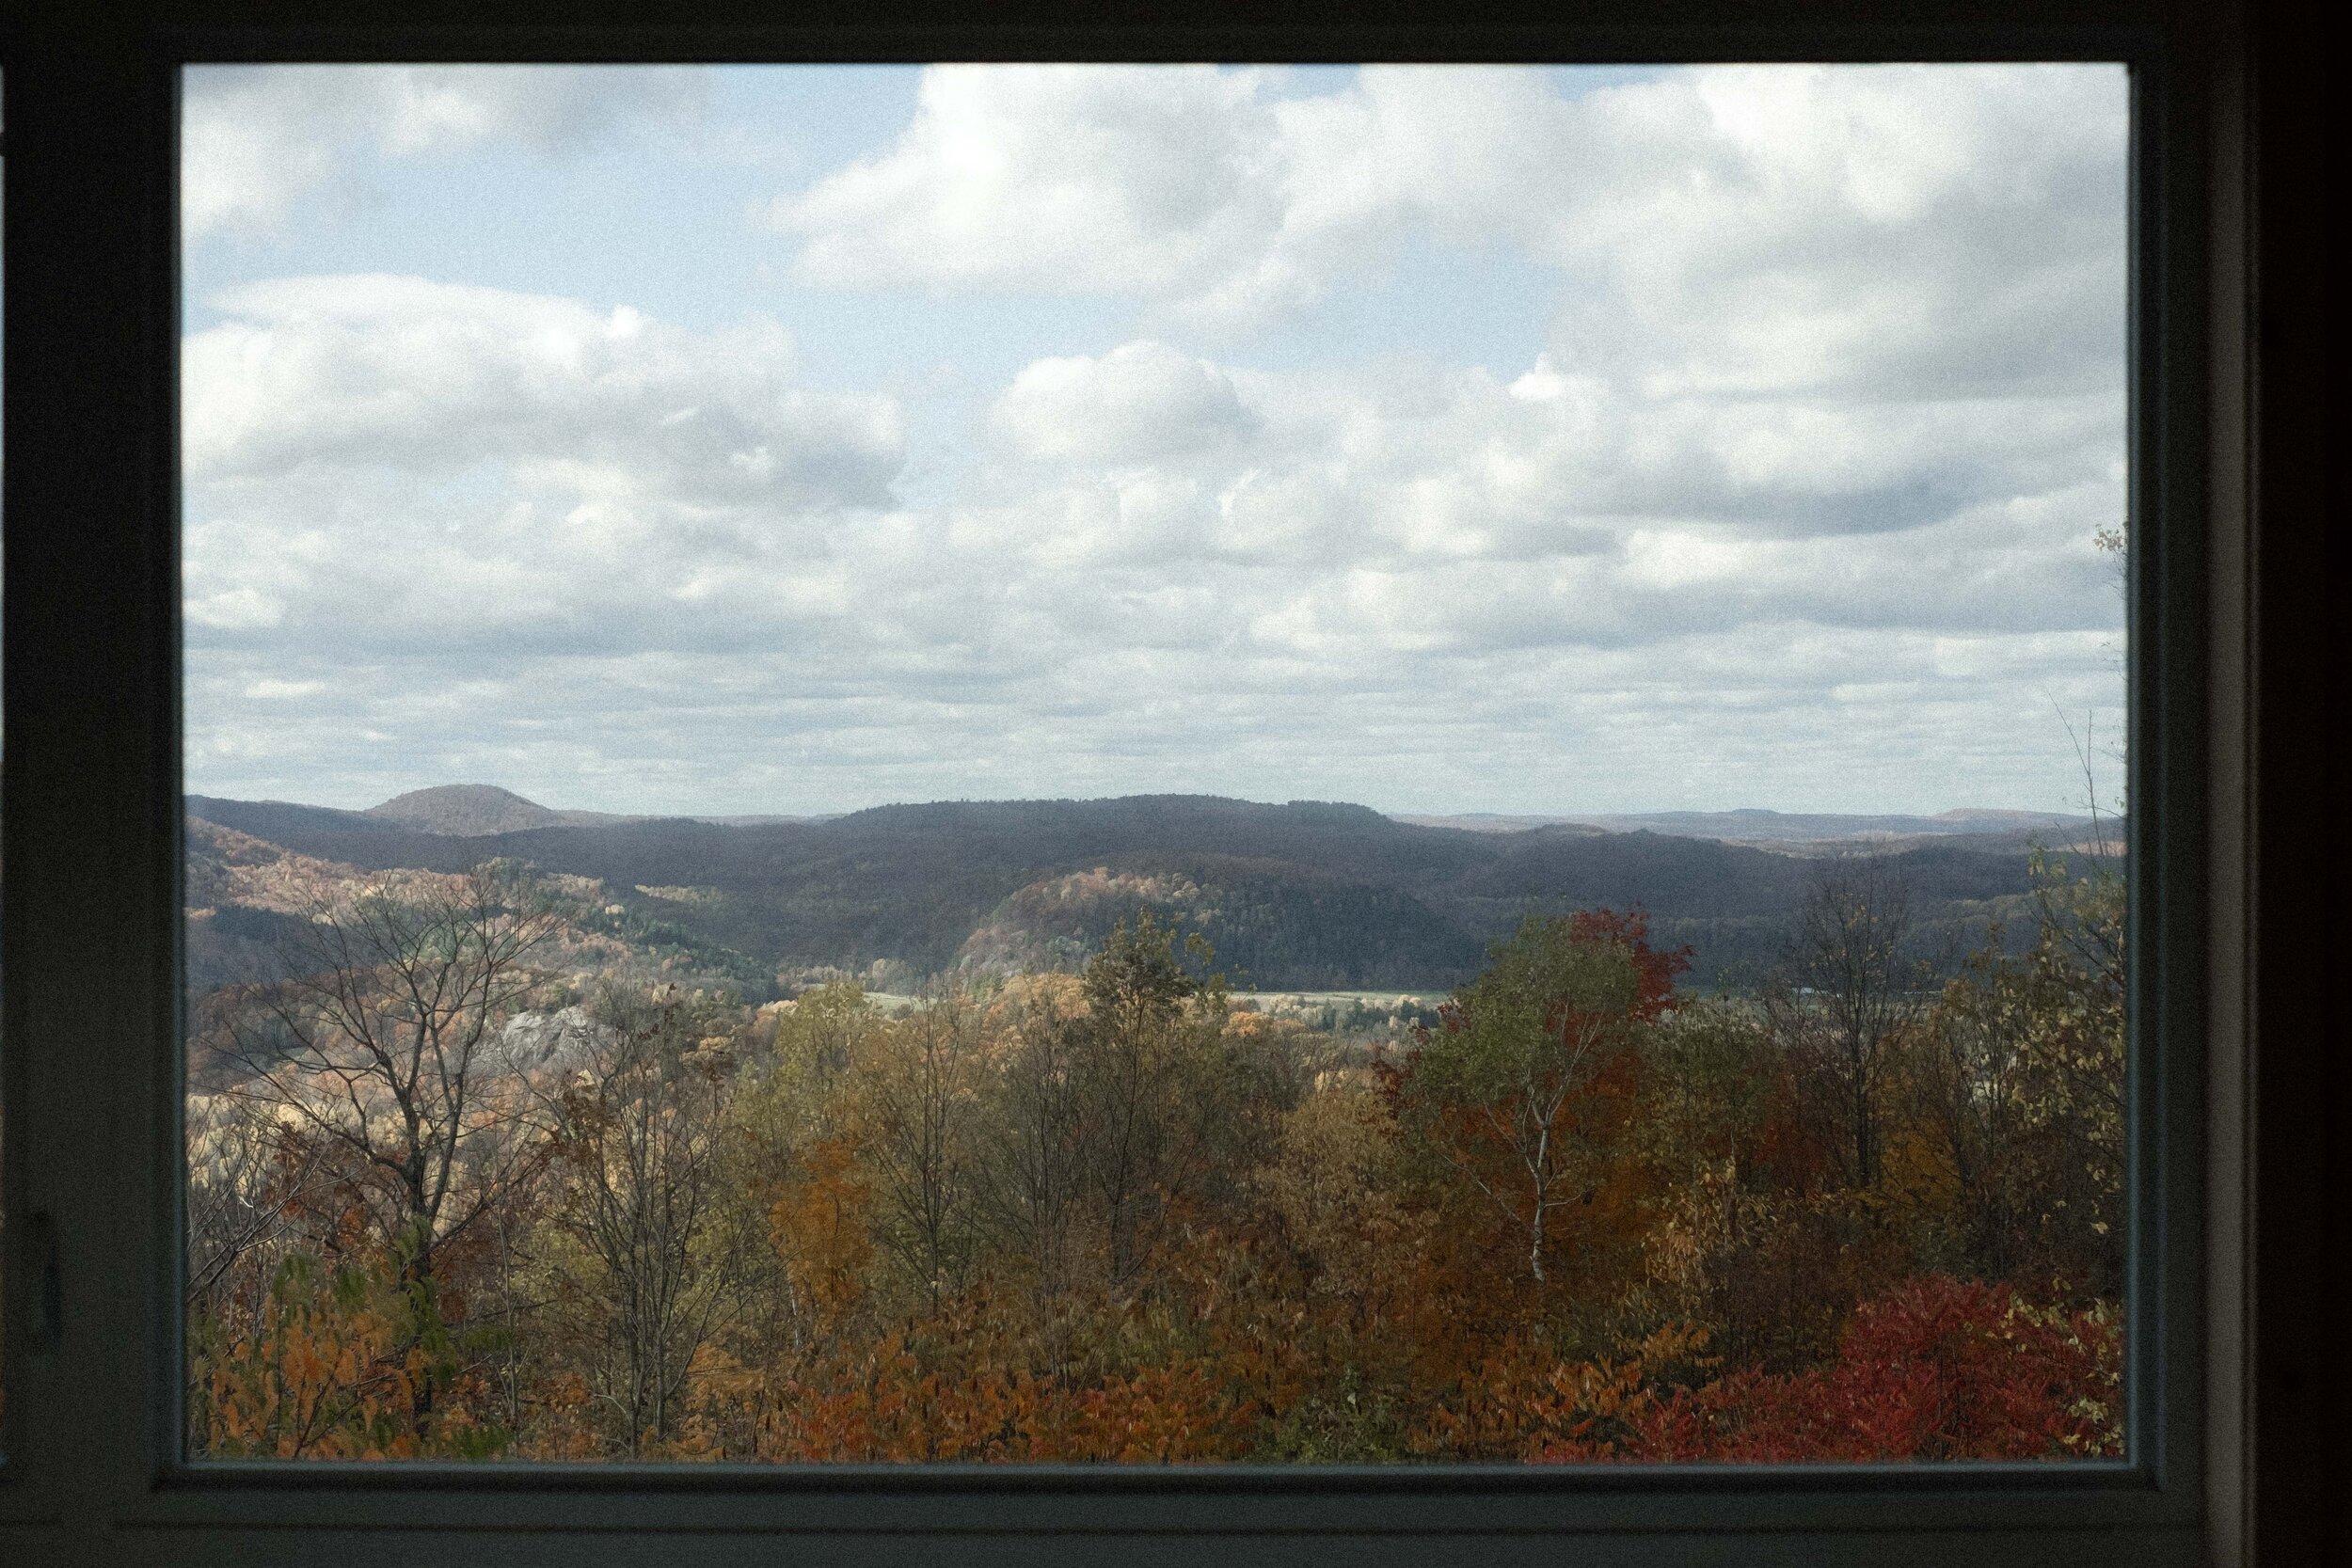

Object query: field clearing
[847,989,1446,1017]
[1232,990,1443,1007]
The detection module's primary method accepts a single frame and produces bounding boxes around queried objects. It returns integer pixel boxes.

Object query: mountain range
[1393,806,2108,856]
[183,786,2106,996]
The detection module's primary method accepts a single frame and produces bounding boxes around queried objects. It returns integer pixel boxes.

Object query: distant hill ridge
[200,787,2104,847]
[187,786,821,843]
[180,787,2101,992]
[1398,806,2106,843]
[366,784,632,836]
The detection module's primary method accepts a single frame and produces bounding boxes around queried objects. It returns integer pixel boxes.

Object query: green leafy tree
[1915,848,2125,1297]
[1070,911,1228,1284]
[1400,911,1683,1283]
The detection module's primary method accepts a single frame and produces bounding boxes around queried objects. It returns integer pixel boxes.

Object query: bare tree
[1906,938,2032,1276]
[977,981,1092,1313]
[1766,858,1929,1190]
[531,985,745,1456]
[183,1088,325,1316]
[1070,916,1208,1285]
[195,861,562,1395]
[861,986,984,1313]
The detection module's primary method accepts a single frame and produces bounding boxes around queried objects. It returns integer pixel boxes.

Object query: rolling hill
[365,784,639,836]
[183,789,2083,995]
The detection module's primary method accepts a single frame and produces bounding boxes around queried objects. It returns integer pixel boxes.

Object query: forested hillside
[184,792,2065,991]
[183,849,2128,1464]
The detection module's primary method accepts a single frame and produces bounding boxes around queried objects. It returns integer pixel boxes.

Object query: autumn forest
[180,806,2127,1467]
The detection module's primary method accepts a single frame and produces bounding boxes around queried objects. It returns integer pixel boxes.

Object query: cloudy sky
[181,63,2129,818]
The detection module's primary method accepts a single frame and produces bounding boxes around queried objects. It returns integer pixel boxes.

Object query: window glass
[179,63,2130,1464]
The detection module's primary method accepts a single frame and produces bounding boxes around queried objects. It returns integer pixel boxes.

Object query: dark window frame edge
[0,0,2310,1560]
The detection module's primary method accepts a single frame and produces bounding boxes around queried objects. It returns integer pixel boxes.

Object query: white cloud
[776,66,1281,299]
[991,341,1256,464]
[245,678,326,700]
[181,65,2130,816]
[183,270,2124,812]
[183,277,909,669]
[183,65,707,240]
[186,275,903,508]
[184,587,286,631]
[1547,65,2129,400]
[771,62,2126,373]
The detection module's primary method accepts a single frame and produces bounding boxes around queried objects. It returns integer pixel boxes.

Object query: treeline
[183,793,2064,991]
[183,851,2123,1464]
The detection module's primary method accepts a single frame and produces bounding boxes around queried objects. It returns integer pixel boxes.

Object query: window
[173,57,2138,1471]
[2,0,2329,1561]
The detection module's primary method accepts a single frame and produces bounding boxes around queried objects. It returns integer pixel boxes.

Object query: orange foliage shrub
[1543,1275,2121,1463]
[197,1246,508,1461]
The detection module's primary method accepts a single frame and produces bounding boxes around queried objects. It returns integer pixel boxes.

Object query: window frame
[0,0,2316,1562]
